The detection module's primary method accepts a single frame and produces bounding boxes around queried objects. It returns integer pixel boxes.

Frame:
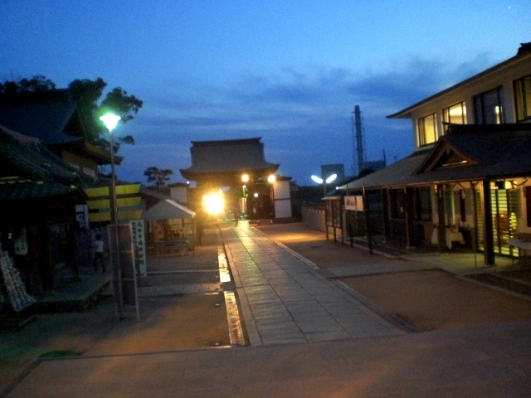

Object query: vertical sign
[108,224,140,321]
[130,220,147,277]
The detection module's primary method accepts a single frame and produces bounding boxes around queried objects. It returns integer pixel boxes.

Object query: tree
[0,75,56,94]
[0,75,143,153]
[144,167,173,191]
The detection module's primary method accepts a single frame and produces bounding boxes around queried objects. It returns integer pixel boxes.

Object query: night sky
[2,0,530,186]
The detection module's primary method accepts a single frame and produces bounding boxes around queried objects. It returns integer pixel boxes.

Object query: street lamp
[268,174,276,220]
[241,174,250,219]
[99,112,122,320]
[311,173,337,197]
[99,113,121,224]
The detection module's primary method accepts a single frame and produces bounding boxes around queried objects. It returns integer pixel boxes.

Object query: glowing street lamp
[268,174,276,219]
[99,112,122,320]
[311,173,337,197]
[203,192,225,216]
[240,174,250,219]
[99,112,121,224]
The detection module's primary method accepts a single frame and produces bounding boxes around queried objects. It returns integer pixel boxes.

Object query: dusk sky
[2,1,530,186]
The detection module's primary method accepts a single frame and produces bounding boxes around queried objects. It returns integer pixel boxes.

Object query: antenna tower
[352,105,366,176]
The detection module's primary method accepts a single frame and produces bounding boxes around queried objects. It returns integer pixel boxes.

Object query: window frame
[389,189,406,219]
[417,113,438,146]
[443,101,467,125]
[474,87,504,124]
[514,74,531,122]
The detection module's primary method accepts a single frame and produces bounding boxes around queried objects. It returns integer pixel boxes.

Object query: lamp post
[99,112,122,319]
[241,174,250,219]
[311,174,337,197]
[268,174,276,220]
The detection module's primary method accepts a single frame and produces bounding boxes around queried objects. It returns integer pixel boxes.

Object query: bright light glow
[311,175,323,184]
[325,174,337,184]
[267,174,276,183]
[203,192,224,215]
[311,174,337,184]
[253,192,258,198]
[99,113,121,132]
[241,174,250,183]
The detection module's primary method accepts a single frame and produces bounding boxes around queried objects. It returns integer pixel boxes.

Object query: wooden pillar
[405,187,416,249]
[381,189,391,242]
[363,186,373,254]
[324,201,329,241]
[436,184,447,252]
[37,226,54,294]
[67,225,80,281]
[483,180,495,265]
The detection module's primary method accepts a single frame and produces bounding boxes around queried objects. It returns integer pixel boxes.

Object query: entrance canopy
[142,199,195,220]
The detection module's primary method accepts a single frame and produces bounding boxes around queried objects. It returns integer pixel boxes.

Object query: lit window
[417,113,437,146]
[443,101,466,125]
[514,75,531,122]
[474,87,504,124]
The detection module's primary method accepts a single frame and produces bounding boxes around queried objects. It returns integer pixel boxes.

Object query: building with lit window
[339,42,531,265]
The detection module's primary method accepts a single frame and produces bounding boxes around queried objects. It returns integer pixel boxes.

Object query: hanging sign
[344,195,364,211]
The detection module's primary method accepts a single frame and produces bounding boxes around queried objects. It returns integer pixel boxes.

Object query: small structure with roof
[180,137,293,221]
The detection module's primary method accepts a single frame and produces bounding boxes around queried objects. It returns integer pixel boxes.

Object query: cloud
[119,55,491,185]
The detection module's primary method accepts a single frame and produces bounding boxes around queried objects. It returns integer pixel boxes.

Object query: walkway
[221,222,401,346]
[5,223,531,397]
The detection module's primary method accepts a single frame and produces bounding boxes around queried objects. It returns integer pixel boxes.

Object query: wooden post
[483,180,495,265]
[437,184,447,252]
[405,187,416,249]
[381,189,391,242]
[363,185,373,254]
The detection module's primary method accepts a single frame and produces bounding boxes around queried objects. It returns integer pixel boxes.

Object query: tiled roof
[0,125,97,200]
[0,90,120,165]
[340,124,531,191]
[180,137,279,181]
[0,180,81,201]
[0,91,84,144]
[340,149,430,191]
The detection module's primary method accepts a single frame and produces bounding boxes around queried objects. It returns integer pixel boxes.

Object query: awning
[142,199,195,220]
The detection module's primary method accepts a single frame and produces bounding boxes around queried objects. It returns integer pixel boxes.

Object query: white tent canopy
[142,199,195,220]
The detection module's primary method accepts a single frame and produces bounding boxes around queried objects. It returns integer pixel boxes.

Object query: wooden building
[0,90,116,296]
[339,42,531,265]
[180,137,293,220]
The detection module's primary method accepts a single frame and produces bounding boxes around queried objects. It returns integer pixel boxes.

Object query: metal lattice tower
[352,105,366,176]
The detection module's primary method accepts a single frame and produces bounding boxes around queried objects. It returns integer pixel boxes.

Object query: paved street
[222,222,401,345]
[3,221,531,397]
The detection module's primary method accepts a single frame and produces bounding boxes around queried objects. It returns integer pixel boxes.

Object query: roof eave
[387,51,531,119]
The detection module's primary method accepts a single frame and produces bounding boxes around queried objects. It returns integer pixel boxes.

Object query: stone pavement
[221,222,401,345]
[4,221,531,397]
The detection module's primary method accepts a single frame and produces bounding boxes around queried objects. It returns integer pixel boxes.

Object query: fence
[301,204,326,232]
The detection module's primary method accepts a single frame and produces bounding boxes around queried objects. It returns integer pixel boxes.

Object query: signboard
[130,220,147,277]
[107,224,139,321]
[344,195,364,211]
[86,184,142,223]
[75,204,89,229]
